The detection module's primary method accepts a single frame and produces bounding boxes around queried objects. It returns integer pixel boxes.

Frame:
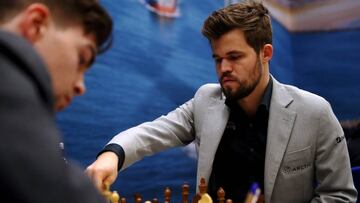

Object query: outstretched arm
[86,99,196,190]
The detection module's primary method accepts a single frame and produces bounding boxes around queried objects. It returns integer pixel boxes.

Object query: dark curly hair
[0,0,113,53]
[202,0,272,54]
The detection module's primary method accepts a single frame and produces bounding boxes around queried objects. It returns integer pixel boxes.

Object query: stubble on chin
[221,82,253,102]
[221,85,233,100]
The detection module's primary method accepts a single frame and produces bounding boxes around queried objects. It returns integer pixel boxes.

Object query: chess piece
[134,193,142,203]
[198,178,213,203]
[199,178,207,195]
[102,181,112,200]
[225,200,232,203]
[110,191,120,203]
[164,187,171,203]
[182,183,190,203]
[152,198,159,203]
[244,183,261,203]
[120,197,126,203]
[217,187,225,203]
[135,196,142,203]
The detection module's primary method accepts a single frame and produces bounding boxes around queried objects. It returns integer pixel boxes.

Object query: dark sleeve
[98,143,125,171]
[0,60,106,203]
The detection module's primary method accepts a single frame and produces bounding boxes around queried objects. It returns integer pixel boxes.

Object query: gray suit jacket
[109,77,357,202]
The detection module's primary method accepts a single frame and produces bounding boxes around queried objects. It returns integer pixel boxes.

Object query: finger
[92,171,106,191]
[85,165,94,177]
[104,175,116,188]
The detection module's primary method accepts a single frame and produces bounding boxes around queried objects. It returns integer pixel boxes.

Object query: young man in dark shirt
[0,1,112,202]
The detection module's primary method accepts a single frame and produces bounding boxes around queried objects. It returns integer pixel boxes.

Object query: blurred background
[56,0,360,202]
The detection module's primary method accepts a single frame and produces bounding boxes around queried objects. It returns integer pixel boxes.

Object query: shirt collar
[261,77,273,111]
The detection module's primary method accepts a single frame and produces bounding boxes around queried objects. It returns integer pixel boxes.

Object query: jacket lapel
[264,78,296,203]
[197,94,230,186]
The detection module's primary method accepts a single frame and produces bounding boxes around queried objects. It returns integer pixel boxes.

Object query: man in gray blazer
[86,0,357,202]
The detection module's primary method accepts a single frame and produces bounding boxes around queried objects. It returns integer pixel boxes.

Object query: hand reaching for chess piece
[86,151,119,191]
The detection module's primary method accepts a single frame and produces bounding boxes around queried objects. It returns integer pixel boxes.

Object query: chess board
[102,178,263,203]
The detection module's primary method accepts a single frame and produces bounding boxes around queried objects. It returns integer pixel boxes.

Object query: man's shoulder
[0,31,50,82]
[194,83,223,99]
[196,83,221,94]
[277,81,330,109]
[0,30,54,109]
[285,83,326,100]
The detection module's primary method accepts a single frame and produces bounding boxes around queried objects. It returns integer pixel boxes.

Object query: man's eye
[228,55,240,60]
[78,56,90,72]
[79,56,85,65]
[214,58,222,64]
[79,55,88,67]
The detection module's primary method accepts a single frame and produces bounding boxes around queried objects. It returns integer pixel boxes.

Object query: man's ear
[261,44,273,63]
[18,3,50,43]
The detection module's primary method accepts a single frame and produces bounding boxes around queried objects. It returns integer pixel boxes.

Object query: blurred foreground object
[140,0,180,18]
[264,0,360,31]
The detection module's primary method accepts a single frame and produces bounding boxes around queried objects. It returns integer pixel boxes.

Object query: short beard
[220,59,262,102]
[221,81,255,101]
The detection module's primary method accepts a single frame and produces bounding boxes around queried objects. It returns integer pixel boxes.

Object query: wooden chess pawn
[120,197,126,203]
[152,198,159,203]
[134,193,142,203]
[135,197,142,203]
[164,187,171,203]
[217,187,225,203]
[182,183,190,203]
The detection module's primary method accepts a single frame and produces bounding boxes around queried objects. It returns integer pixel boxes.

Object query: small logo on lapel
[282,162,311,175]
[335,136,345,144]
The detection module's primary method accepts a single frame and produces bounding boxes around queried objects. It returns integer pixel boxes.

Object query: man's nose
[74,76,86,96]
[219,59,233,73]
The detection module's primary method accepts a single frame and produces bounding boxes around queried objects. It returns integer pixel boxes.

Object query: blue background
[57,0,360,202]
